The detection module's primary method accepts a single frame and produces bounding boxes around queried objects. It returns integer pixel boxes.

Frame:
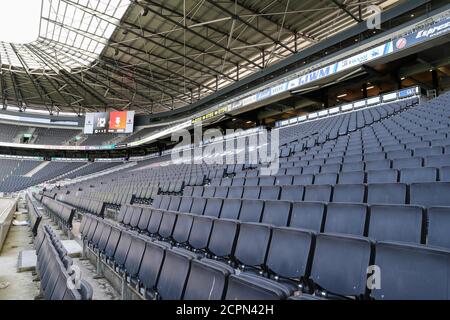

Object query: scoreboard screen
[84,111,135,134]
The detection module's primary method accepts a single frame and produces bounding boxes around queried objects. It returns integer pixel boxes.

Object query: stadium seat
[309,233,372,299]
[368,205,424,243]
[427,207,450,249]
[324,203,367,236]
[372,242,450,300]
[289,202,325,232]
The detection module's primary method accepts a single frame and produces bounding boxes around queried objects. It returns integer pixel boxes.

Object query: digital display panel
[84,111,134,134]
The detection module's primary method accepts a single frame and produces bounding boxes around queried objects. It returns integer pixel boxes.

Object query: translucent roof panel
[0,0,130,71]
[0,0,42,43]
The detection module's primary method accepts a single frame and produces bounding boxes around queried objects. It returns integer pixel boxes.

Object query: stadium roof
[0,0,400,115]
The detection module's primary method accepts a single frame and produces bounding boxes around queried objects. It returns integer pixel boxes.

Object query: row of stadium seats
[80,214,450,300]
[35,225,92,300]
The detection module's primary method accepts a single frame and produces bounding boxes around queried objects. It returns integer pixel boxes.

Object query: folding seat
[152,249,192,300]
[410,182,450,207]
[246,170,258,177]
[406,141,430,150]
[220,178,232,187]
[146,210,163,236]
[338,171,365,184]
[184,216,214,254]
[304,185,332,202]
[392,156,423,169]
[242,186,261,200]
[113,230,132,269]
[183,186,194,197]
[232,177,245,186]
[235,171,246,178]
[228,186,244,199]
[220,198,242,220]
[90,222,105,248]
[289,202,325,232]
[201,198,221,218]
[239,200,264,223]
[440,166,450,182]
[332,183,365,203]
[383,144,404,152]
[414,146,443,158]
[263,227,313,291]
[446,145,450,154]
[210,178,221,187]
[302,165,321,175]
[324,203,367,236]
[158,211,177,240]
[159,196,172,210]
[314,173,337,185]
[341,161,364,172]
[85,219,99,244]
[367,169,398,184]
[372,242,450,300]
[368,204,423,243]
[128,207,143,229]
[320,163,341,174]
[427,207,450,249]
[124,236,147,280]
[97,223,112,254]
[367,183,406,205]
[203,186,216,198]
[365,159,391,171]
[214,186,228,198]
[343,155,363,163]
[207,219,239,261]
[325,156,343,165]
[138,208,152,232]
[137,242,166,299]
[400,167,437,184]
[259,186,280,201]
[225,273,288,300]
[364,152,386,162]
[279,185,304,201]
[261,201,291,227]
[167,196,181,212]
[192,186,204,197]
[309,158,325,166]
[178,197,193,213]
[183,259,232,300]
[387,149,412,160]
[244,177,259,187]
[116,205,129,224]
[425,155,450,168]
[190,197,206,215]
[172,214,194,246]
[293,174,314,185]
[431,138,450,147]
[258,176,275,186]
[232,223,271,271]
[275,176,293,186]
[309,233,372,299]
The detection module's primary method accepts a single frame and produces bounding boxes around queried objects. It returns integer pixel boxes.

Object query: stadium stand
[1,0,450,304]
[23,91,449,300]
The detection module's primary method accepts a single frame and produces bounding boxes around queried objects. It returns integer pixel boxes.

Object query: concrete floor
[0,198,120,300]
[0,204,40,300]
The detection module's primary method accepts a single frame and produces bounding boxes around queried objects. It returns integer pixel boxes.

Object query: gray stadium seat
[368,205,423,243]
[324,203,367,236]
[372,242,450,300]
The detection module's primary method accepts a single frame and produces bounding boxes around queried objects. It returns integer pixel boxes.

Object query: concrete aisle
[0,217,39,300]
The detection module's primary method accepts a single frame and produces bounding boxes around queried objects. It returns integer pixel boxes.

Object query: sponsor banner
[191,106,228,124]
[393,15,450,52]
[336,43,389,73]
[256,88,272,101]
[398,87,417,98]
[242,94,257,106]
